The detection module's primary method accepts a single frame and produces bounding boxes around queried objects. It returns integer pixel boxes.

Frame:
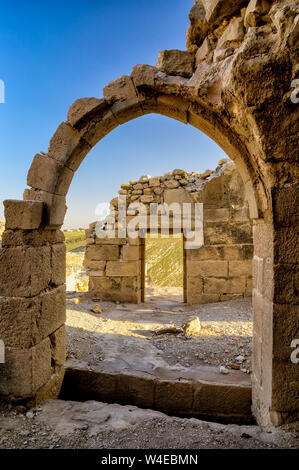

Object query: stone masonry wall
[84,159,253,304]
[0,201,66,404]
[84,235,144,303]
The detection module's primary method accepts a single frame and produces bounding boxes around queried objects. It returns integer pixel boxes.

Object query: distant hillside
[64,230,86,252]
[145,234,183,287]
[0,221,4,239]
[65,230,86,281]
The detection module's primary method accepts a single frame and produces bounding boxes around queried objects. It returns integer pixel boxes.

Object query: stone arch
[0,67,293,428]
[23,69,267,228]
[1,0,298,427]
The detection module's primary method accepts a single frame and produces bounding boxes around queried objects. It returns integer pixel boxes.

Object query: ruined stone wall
[84,160,253,304]
[185,161,253,304]
[84,235,144,303]
[0,201,66,404]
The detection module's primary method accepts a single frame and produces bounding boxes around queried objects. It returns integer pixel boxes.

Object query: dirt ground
[0,290,297,449]
[0,400,298,449]
[66,288,252,373]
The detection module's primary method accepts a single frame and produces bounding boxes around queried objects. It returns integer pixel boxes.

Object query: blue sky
[0,0,227,228]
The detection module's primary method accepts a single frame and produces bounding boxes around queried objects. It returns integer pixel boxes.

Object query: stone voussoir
[47,121,92,172]
[103,75,138,102]
[67,97,109,128]
[131,64,158,89]
[156,49,195,78]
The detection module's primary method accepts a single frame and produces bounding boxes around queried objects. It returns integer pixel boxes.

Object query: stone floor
[63,290,254,423]
[0,291,298,449]
[0,400,298,449]
[66,289,253,372]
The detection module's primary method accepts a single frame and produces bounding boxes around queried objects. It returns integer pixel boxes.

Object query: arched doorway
[0,64,297,428]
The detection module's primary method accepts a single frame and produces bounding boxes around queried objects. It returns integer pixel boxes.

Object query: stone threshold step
[61,359,253,425]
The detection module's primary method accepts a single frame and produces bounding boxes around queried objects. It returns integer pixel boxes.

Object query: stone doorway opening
[65,229,88,294]
[84,161,253,306]
[1,14,297,426]
[144,232,184,305]
[57,161,255,424]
